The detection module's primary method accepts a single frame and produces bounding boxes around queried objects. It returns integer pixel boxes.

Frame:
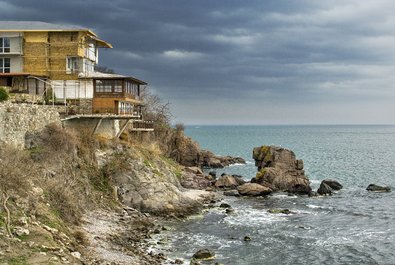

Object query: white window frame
[0,37,10,53]
[0,58,10,73]
[66,56,80,74]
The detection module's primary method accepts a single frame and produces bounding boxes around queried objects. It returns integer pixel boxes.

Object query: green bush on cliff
[0,87,9,102]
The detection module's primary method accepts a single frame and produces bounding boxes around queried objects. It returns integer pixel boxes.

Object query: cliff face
[96,144,207,216]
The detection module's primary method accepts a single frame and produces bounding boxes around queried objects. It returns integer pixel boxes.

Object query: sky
[1,0,395,125]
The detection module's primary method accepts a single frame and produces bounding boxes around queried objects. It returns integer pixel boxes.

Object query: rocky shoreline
[1,135,391,265]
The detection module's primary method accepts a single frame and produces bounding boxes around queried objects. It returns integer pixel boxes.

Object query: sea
[158,125,395,265]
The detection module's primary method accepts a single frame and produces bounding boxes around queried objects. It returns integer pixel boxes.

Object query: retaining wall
[0,102,61,148]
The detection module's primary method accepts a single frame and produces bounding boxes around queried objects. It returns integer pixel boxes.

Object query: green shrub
[0,87,9,102]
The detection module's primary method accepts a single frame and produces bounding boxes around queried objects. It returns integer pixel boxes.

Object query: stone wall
[0,102,61,148]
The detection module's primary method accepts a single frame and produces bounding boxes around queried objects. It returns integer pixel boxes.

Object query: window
[0,58,10,73]
[125,81,139,96]
[83,59,94,73]
[66,57,80,73]
[0,37,10,53]
[95,79,123,93]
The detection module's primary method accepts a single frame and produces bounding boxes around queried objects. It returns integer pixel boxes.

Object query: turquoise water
[162,125,395,265]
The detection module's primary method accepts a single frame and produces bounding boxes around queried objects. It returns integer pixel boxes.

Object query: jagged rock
[223,190,240,197]
[366,184,391,192]
[192,249,215,260]
[215,175,246,189]
[14,227,30,237]
[180,172,212,190]
[317,182,332,195]
[252,146,311,194]
[184,167,203,175]
[322,179,343,190]
[219,203,232,208]
[201,150,246,168]
[237,183,272,196]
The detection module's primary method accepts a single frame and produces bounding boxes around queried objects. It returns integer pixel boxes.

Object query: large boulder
[237,183,272,196]
[322,179,343,190]
[201,150,246,168]
[180,171,212,190]
[366,184,391,193]
[252,146,311,194]
[215,174,246,190]
[192,249,215,260]
[317,182,332,195]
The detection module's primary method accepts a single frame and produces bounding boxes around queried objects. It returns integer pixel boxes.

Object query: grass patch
[0,212,5,227]
[1,256,28,265]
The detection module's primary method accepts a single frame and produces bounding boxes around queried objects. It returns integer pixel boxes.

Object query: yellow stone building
[0,21,147,117]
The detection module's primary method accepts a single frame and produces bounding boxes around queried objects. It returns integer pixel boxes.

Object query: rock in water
[192,249,215,260]
[322,179,343,190]
[317,182,332,195]
[268,208,293,214]
[237,183,272,196]
[252,146,312,194]
[215,174,246,190]
[366,184,391,192]
[223,190,240,197]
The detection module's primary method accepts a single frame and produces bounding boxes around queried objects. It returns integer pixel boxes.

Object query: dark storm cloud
[1,0,395,124]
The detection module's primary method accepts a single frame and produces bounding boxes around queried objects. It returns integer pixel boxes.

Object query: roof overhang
[79,72,147,85]
[89,35,113,48]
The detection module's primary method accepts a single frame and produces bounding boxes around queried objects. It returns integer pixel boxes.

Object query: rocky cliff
[252,145,312,194]
[0,122,213,264]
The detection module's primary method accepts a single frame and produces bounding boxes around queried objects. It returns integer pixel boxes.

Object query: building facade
[0,21,146,117]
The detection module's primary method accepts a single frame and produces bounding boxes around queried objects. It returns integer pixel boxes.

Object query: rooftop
[0,21,112,48]
[0,21,88,32]
[79,72,147,85]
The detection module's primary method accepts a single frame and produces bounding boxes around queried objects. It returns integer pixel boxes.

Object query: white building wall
[52,79,93,100]
[0,32,23,54]
[10,56,22,72]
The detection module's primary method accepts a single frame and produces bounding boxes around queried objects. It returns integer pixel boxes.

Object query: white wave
[225,206,286,227]
[228,163,246,167]
[306,204,322,209]
[271,194,298,199]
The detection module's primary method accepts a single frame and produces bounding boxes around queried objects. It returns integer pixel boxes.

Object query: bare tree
[94,65,115,74]
[140,86,172,126]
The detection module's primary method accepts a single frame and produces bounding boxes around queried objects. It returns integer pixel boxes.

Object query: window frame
[66,56,80,74]
[0,37,11,53]
[0,58,11,73]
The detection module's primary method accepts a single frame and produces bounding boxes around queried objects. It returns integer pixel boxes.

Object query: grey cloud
[1,0,395,124]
